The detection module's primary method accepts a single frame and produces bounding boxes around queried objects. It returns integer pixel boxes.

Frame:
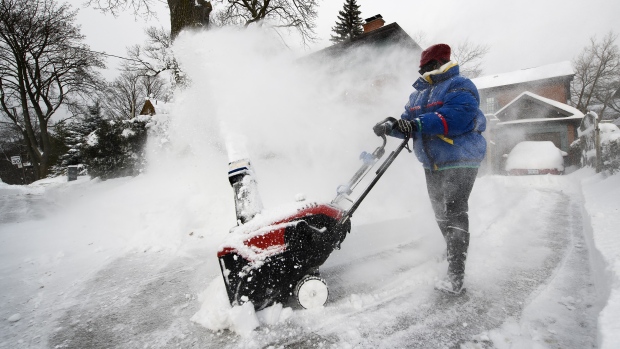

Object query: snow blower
[217,118,411,310]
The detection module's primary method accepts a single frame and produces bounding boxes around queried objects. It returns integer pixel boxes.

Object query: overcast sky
[71,0,620,79]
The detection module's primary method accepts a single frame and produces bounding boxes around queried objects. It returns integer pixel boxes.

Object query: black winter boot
[442,228,470,294]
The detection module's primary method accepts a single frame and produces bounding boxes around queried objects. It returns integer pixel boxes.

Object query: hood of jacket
[413,61,460,90]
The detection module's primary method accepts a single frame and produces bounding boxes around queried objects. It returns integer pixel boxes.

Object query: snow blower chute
[217,118,411,310]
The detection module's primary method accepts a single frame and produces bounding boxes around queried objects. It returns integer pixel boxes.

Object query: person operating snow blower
[373,43,487,295]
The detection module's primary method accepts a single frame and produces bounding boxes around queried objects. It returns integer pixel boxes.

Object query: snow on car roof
[505,141,565,171]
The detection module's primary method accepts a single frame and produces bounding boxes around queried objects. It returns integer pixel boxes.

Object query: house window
[486,97,498,114]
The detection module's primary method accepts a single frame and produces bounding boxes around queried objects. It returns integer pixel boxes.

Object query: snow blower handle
[372,117,397,143]
[333,121,393,200]
[338,130,411,225]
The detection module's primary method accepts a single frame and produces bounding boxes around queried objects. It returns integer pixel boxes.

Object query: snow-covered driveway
[0,174,601,348]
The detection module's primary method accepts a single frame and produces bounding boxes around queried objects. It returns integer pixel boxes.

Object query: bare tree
[452,39,490,78]
[103,69,168,120]
[0,0,104,179]
[571,32,620,118]
[212,0,319,45]
[104,71,142,120]
[140,75,169,100]
[410,31,428,48]
[609,87,620,118]
[87,0,212,39]
[123,26,185,85]
[169,0,212,39]
[88,0,319,44]
[595,78,620,119]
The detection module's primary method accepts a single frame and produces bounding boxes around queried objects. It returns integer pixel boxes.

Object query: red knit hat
[419,44,451,67]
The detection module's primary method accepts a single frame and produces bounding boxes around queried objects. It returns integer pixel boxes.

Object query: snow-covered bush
[577,112,620,173]
[601,134,620,173]
[51,103,104,177]
[82,116,152,180]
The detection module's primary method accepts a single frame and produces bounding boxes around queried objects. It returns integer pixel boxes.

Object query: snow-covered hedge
[576,115,620,174]
[82,116,152,180]
[601,134,620,173]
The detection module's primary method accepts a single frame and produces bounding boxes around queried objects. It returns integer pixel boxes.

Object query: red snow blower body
[218,119,410,310]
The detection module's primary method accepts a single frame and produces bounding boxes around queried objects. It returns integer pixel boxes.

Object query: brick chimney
[363,14,385,33]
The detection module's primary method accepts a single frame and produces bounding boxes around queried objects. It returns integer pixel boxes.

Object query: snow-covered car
[505,141,567,175]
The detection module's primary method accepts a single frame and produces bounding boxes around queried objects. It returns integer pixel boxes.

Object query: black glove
[373,117,397,137]
[395,119,417,136]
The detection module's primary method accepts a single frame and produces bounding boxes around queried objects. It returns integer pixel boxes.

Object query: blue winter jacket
[395,63,487,171]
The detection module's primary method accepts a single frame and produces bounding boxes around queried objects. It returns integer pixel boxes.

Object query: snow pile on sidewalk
[190,277,293,336]
[580,169,620,349]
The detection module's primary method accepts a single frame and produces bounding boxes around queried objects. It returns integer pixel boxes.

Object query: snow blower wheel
[295,275,328,309]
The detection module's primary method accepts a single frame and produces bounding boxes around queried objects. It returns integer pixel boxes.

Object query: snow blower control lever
[333,118,411,225]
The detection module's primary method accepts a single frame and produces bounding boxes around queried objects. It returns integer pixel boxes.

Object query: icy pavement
[0,175,598,349]
[0,188,47,224]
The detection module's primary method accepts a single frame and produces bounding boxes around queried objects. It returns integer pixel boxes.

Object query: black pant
[424,168,478,284]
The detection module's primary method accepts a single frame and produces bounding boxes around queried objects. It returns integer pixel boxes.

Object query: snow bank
[190,276,292,336]
[579,169,620,349]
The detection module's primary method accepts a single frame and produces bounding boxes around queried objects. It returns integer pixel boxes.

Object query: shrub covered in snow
[52,104,103,176]
[586,124,620,174]
[601,130,620,173]
[576,112,620,174]
[82,116,152,180]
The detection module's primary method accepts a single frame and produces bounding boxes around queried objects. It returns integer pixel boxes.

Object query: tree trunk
[168,0,212,40]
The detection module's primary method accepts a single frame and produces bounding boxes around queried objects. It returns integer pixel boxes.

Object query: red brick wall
[481,80,570,110]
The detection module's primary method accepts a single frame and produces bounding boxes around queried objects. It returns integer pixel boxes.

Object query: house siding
[478,78,570,113]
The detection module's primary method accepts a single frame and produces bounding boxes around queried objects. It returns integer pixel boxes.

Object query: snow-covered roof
[495,91,584,125]
[472,61,574,90]
[141,98,173,116]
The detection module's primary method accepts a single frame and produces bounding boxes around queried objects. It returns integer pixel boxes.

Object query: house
[139,98,171,116]
[472,62,583,174]
[472,61,574,114]
[304,15,422,103]
[139,99,156,116]
[310,15,422,59]
[491,92,584,173]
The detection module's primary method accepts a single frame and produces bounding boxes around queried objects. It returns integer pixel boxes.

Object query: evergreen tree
[81,116,151,180]
[52,102,105,176]
[53,101,152,180]
[330,0,364,44]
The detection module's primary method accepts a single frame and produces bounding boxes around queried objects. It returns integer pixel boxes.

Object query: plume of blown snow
[155,27,427,225]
